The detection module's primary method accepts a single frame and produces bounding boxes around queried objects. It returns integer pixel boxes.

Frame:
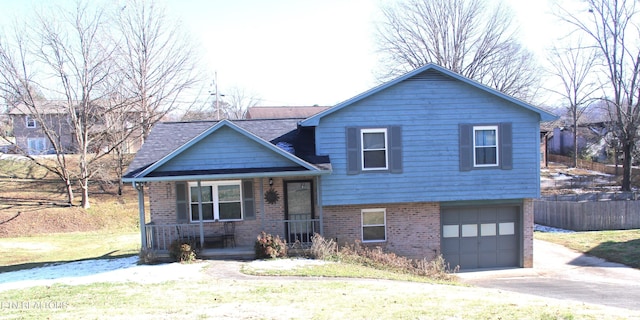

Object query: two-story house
[8,102,143,155]
[123,64,555,269]
[8,102,73,154]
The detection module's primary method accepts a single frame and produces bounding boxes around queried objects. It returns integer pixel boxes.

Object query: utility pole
[215,71,220,120]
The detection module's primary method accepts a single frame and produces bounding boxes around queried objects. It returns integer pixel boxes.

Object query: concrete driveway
[457,239,640,311]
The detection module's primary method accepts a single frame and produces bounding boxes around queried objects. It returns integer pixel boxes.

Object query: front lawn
[0,231,139,272]
[535,229,640,268]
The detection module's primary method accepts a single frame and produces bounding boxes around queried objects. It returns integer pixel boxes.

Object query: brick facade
[145,179,533,268]
[322,202,441,260]
[522,198,534,268]
[146,177,321,247]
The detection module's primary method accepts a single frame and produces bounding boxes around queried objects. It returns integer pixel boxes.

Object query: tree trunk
[80,178,90,209]
[621,141,633,191]
[65,180,74,205]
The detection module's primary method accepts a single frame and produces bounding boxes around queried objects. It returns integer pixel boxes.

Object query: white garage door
[441,205,520,269]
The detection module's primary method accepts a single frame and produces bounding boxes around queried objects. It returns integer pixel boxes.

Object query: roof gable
[127,120,321,180]
[300,63,556,126]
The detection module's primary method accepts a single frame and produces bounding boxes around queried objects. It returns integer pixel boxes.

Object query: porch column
[135,182,147,249]
[315,176,324,236]
[197,180,204,248]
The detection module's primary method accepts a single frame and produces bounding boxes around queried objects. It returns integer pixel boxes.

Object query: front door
[284,180,314,243]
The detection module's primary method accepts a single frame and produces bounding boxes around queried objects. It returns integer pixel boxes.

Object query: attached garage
[441,205,521,269]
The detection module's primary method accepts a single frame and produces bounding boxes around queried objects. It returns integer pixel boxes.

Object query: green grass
[535,229,640,268]
[0,231,140,272]
[0,273,630,319]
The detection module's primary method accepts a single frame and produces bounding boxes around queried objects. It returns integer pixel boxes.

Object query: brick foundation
[322,202,441,260]
[523,198,534,268]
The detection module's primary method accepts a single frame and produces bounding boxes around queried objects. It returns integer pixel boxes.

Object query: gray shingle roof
[245,106,330,119]
[124,118,304,178]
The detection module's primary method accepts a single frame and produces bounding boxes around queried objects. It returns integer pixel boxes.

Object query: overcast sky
[0,0,560,107]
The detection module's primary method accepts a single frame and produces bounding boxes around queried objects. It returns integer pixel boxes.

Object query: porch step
[198,246,255,260]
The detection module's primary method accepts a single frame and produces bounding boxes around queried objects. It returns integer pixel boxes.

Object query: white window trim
[473,125,499,167]
[361,208,387,243]
[361,128,388,171]
[188,180,243,222]
[27,137,47,155]
[25,116,36,128]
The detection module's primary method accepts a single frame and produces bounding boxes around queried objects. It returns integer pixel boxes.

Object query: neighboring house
[8,102,72,155]
[546,109,611,162]
[8,102,143,155]
[123,64,556,269]
[245,106,330,119]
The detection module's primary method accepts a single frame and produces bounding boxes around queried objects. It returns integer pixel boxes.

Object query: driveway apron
[457,239,640,311]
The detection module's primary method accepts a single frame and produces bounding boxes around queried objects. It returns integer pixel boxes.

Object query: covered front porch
[132,175,326,259]
[121,119,332,259]
[142,215,322,257]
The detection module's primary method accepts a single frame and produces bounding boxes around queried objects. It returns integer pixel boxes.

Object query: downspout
[260,177,265,231]
[134,182,147,249]
[315,176,323,236]
[197,180,204,248]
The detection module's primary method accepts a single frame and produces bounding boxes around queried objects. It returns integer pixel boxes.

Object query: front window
[362,208,386,242]
[473,126,498,167]
[361,128,388,170]
[189,181,242,222]
[25,116,36,128]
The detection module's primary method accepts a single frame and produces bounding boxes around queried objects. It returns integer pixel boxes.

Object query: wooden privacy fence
[548,154,620,175]
[534,193,640,231]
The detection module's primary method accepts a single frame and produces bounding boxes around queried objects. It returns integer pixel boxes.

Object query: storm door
[284,180,315,243]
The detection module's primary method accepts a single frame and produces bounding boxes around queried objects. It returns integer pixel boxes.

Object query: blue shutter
[176,182,188,222]
[242,180,255,220]
[346,127,360,175]
[459,124,473,171]
[389,126,402,173]
[500,122,513,170]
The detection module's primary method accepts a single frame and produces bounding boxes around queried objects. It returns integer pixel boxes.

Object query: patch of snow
[534,224,574,233]
[0,256,206,292]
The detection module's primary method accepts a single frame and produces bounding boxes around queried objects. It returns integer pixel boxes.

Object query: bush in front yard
[254,231,287,259]
[311,234,457,281]
[169,240,197,263]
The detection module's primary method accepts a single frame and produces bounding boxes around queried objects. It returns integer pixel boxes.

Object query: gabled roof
[123,119,329,182]
[245,106,330,119]
[8,102,67,115]
[301,63,557,126]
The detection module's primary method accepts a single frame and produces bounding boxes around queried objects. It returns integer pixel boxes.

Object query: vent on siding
[407,70,452,82]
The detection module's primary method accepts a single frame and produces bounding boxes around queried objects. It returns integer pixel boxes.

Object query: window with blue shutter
[176,180,255,222]
[242,180,256,220]
[346,126,402,174]
[459,123,512,171]
[176,182,188,222]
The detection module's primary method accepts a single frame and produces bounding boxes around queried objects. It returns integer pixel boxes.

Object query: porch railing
[144,223,200,251]
[282,217,320,248]
[145,218,321,251]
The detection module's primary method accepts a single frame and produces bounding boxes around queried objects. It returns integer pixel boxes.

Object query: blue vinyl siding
[315,71,542,206]
[157,126,297,172]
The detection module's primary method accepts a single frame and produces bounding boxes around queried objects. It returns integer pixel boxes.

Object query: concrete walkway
[457,239,640,311]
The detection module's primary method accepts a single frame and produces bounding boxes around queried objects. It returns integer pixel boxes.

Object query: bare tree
[555,0,640,191]
[375,0,540,100]
[546,41,601,167]
[115,0,202,141]
[36,2,118,208]
[223,86,260,119]
[0,29,77,204]
[0,2,141,208]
